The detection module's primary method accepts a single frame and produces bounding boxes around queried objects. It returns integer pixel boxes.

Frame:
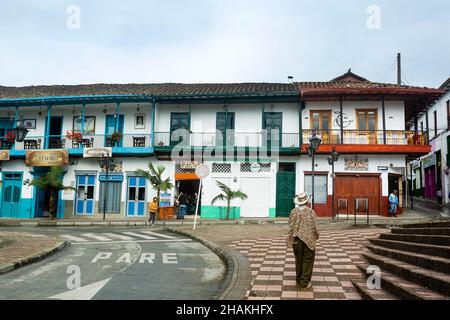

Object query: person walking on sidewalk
[388,190,399,217]
[287,193,320,289]
[148,197,159,225]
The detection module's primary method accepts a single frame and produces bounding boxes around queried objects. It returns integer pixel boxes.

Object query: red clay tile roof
[0,83,298,99]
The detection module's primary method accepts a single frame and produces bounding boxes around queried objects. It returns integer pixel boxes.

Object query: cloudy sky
[0,0,449,88]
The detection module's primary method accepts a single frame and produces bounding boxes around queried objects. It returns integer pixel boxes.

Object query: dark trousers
[292,238,315,287]
[149,212,156,224]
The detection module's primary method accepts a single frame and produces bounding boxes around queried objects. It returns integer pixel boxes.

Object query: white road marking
[101,233,135,241]
[121,231,156,240]
[140,230,176,239]
[81,233,113,241]
[60,235,89,242]
[71,239,191,245]
[48,278,112,300]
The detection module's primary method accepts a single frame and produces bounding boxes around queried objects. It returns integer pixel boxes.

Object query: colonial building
[0,71,442,219]
[409,77,450,202]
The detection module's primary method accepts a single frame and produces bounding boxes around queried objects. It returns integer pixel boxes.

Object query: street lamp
[12,118,29,142]
[327,147,339,219]
[308,131,322,209]
[98,153,116,221]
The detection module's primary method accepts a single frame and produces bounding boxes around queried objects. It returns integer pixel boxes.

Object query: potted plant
[110,131,123,143]
[5,131,15,142]
[66,130,83,142]
[211,180,248,220]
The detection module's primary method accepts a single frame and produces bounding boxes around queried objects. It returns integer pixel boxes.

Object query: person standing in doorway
[388,190,399,217]
[287,193,320,289]
[148,197,159,226]
[176,192,187,219]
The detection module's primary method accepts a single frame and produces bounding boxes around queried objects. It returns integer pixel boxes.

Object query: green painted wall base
[200,206,240,219]
[269,208,276,218]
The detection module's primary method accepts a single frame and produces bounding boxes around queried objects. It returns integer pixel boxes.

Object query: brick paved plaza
[171,223,391,300]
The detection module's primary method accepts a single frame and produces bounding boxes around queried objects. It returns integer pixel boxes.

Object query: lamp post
[308,131,322,209]
[327,147,339,219]
[98,153,116,221]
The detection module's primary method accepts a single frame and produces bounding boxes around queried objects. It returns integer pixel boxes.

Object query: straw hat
[294,192,310,206]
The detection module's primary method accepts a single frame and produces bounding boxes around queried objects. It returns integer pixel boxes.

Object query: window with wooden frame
[310,110,332,130]
[356,109,378,132]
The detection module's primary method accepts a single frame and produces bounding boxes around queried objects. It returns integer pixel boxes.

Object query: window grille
[212,163,231,173]
[175,164,195,173]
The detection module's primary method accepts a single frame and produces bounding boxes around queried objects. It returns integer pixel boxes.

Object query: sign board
[179,161,200,169]
[344,156,369,171]
[25,150,68,167]
[377,166,389,171]
[195,164,210,179]
[411,160,421,171]
[250,162,261,173]
[83,147,112,158]
[422,155,436,169]
[0,151,10,161]
[99,174,124,182]
[159,193,171,207]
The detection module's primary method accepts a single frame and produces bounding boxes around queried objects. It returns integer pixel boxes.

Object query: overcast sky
[0,0,449,88]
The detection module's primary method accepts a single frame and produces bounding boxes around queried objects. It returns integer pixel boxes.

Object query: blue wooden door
[127,177,146,216]
[105,115,124,147]
[1,174,22,218]
[75,175,95,215]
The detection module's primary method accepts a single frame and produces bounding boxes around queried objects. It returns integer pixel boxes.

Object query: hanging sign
[99,174,124,182]
[422,155,435,169]
[25,150,68,167]
[0,151,10,161]
[83,147,112,158]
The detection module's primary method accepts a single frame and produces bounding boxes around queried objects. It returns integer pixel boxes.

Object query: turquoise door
[75,175,95,215]
[1,173,22,218]
[105,115,124,147]
[127,177,146,216]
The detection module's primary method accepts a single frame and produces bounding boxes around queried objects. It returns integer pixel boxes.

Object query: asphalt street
[0,226,226,300]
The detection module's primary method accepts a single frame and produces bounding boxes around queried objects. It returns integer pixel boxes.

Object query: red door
[425,167,436,199]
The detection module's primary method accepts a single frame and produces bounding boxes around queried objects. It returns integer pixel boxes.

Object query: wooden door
[334,175,381,215]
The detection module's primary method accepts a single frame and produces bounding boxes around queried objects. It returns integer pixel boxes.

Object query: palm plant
[136,162,174,202]
[211,180,248,220]
[30,167,76,219]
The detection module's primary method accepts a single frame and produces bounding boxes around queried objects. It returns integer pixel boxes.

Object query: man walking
[388,190,399,217]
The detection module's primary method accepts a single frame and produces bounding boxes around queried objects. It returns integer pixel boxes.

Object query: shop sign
[344,156,369,171]
[377,166,389,171]
[25,150,68,167]
[411,160,421,171]
[179,161,199,169]
[422,155,435,169]
[250,162,261,173]
[83,147,112,158]
[0,151,10,161]
[99,174,124,182]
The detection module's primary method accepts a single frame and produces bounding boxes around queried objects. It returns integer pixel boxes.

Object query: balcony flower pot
[66,130,83,142]
[109,132,123,143]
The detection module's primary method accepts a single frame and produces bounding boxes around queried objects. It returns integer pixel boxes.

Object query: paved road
[0,226,226,300]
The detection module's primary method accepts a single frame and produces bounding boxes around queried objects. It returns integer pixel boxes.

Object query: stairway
[352,221,450,300]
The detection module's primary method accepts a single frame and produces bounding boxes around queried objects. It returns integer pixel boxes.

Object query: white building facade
[0,72,441,219]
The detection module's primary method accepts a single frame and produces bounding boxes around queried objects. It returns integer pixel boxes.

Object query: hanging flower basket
[110,131,123,142]
[5,131,15,142]
[66,130,83,142]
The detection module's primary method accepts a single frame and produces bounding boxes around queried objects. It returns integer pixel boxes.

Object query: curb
[0,238,70,275]
[166,227,251,300]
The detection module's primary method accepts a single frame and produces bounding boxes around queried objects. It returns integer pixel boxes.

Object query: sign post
[193,164,210,230]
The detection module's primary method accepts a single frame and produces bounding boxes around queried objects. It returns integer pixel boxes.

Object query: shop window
[304,174,328,204]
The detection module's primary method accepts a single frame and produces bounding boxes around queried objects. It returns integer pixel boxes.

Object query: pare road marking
[91,252,178,264]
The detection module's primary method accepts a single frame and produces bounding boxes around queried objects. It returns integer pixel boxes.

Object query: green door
[1,173,22,218]
[276,169,296,217]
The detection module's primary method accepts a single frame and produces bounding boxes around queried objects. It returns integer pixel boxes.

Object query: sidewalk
[0,231,67,274]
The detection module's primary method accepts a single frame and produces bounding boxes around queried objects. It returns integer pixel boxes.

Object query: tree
[135,162,174,202]
[30,167,76,219]
[211,180,248,220]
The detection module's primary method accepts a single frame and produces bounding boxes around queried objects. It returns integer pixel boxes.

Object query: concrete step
[391,227,450,236]
[380,233,450,246]
[370,239,450,259]
[363,252,450,296]
[351,280,398,300]
[356,264,448,300]
[402,221,450,229]
[366,244,450,274]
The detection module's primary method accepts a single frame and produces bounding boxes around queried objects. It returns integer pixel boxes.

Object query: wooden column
[339,97,344,144]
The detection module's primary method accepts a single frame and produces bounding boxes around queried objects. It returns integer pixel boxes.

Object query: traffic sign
[195,164,210,179]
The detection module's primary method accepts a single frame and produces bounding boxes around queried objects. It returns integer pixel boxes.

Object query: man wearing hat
[287,192,320,289]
